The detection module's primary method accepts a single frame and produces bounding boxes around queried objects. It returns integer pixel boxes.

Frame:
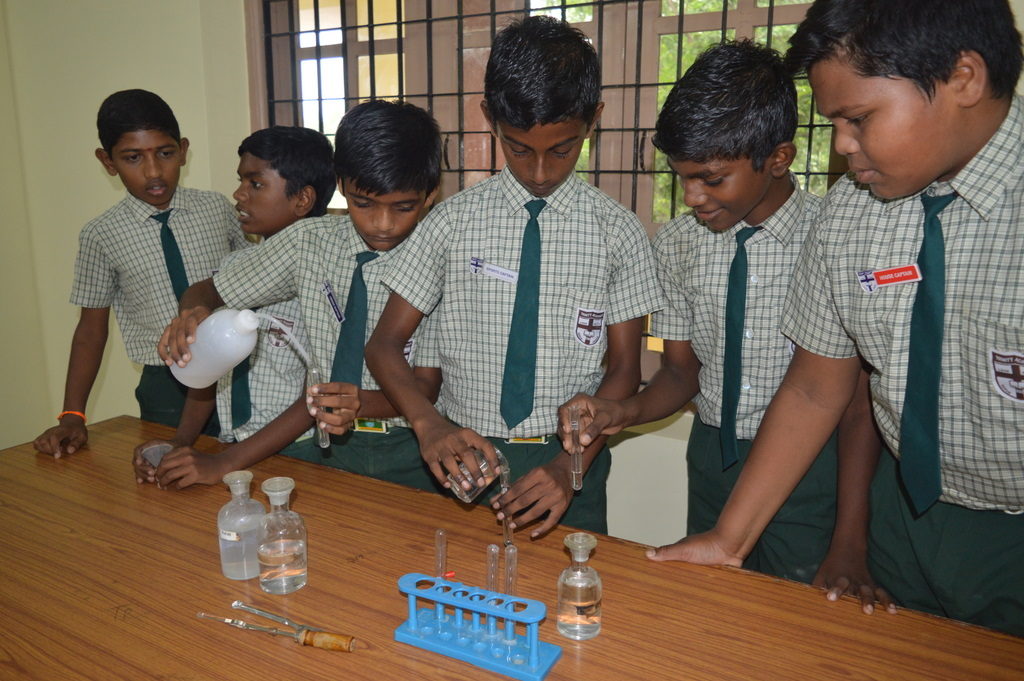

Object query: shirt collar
[724,173,804,247]
[945,94,1023,220]
[124,186,190,222]
[498,166,580,217]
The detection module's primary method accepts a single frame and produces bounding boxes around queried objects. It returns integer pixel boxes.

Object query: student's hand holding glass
[151,446,228,489]
[306,381,360,435]
[418,420,499,493]
[556,393,633,451]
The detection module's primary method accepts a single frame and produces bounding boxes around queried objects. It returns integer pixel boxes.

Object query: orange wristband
[57,410,87,424]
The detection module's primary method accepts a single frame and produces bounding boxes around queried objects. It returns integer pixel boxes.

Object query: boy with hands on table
[157,102,446,493]
[559,40,888,612]
[135,125,334,488]
[590,0,1024,636]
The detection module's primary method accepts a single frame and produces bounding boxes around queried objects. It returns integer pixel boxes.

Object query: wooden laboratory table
[1,416,1022,681]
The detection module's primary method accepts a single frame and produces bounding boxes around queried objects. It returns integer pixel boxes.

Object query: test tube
[501,505,514,548]
[504,544,517,596]
[307,367,331,449]
[485,543,500,592]
[568,405,583,491]
[434,528,447,578]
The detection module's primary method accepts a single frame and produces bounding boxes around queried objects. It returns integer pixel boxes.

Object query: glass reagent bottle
[258,476,307,594]
[557,532,602,640]
[218,470,265,580]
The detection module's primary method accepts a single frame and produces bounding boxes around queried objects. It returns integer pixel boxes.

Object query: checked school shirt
[214,248,313,443]
[71,187,249,365]
[782,95,1024,512]
[213,213,437,430]
[383,167,665,439]
[651,181,821,439]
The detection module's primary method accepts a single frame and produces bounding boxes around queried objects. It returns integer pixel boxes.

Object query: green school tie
[152,210,188,301]
[500,199,546,430]
[330,251,379,386]
[230,357,252,429]
[719,225,761,469]
[899,192,956,515]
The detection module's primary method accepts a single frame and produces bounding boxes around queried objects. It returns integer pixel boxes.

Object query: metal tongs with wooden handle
[197,600,358,652]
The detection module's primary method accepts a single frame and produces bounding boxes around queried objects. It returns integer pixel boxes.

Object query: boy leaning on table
[647,0,1024,637]
[134,125,336,489]
[160,100,447,494]
[34,89,249,458]
[559,40,885,601]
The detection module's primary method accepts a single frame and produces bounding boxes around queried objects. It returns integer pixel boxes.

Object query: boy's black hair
[653,40,796,171]
[239,126,336,217]
[333,100,441,195]
[785,0,1023,99]
[484,15,600,129]
[97,89,181,153]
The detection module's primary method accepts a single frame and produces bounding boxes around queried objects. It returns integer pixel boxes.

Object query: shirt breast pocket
[556,289,610,392]
[960,314,1024,454]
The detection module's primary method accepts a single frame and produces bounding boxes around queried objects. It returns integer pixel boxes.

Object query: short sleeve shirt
[213,214,432,429]
[214,249,313,443]
[383,168,665,438]
[782,96,1024,512]
[652,184,821,438]
[70,187,249,364]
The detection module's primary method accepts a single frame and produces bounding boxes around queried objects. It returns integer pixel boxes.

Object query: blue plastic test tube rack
[394,572,562,681]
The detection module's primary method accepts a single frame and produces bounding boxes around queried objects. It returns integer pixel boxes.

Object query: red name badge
[874,264,922,287]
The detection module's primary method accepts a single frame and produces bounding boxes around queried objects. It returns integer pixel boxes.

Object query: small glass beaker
[447,448,508,503]
[140,442,174,467]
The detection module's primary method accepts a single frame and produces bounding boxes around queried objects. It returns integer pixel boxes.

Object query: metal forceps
[197,600,358,652]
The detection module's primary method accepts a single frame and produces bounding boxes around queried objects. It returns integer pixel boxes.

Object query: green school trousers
[136,364,219,436]
[687,415,838,584]
[282,425,444,494]
[868,450,1024,636]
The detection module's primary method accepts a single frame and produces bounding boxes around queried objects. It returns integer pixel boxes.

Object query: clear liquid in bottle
[218,470,265,580]
[258,477,307,594]
[257,538,308,594]
[556,532,602,640]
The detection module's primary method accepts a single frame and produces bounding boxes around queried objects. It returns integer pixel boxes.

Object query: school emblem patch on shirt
[574,308,605,346]
[266,315,295,348]
[990,349,1024,402]
[857,270,878,293]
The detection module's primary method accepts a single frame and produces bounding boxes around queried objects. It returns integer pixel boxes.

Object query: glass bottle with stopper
[258,476,307,594]
[556,532,602,640]
[218,470,265,580]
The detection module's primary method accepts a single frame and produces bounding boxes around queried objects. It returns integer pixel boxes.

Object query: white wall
[0,0,249,448]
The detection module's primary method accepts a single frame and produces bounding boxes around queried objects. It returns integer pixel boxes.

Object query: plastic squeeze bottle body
[170,309,259,389]
[218,471,266,580]
[556,532,602,640]
[258,477,308,594]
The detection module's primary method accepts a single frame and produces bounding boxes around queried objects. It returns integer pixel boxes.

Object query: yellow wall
[0,0,249,448]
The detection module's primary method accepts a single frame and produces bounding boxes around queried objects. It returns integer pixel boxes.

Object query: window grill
[252,0,839,228]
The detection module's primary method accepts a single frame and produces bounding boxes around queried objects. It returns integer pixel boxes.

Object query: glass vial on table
[258,476,307,594]
[556,532,602,640]
[218,470,265,580]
